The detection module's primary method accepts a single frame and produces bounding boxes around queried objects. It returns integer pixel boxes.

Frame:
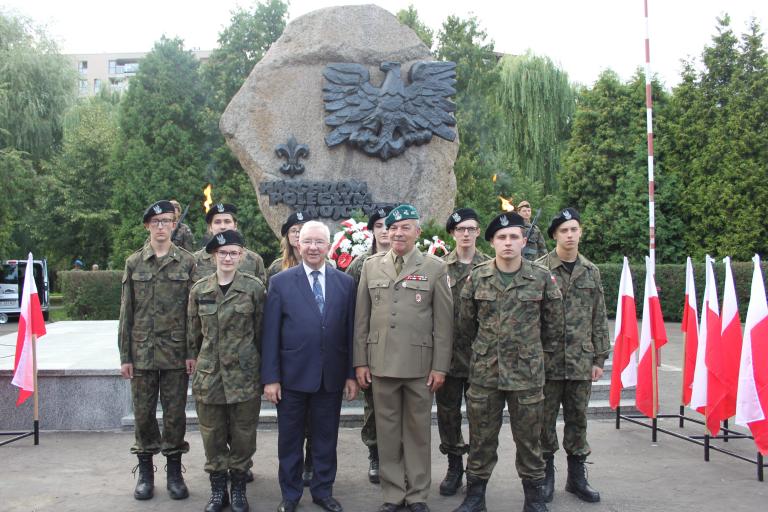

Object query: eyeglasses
[300,239,328,248]
[216,250,242,260]
[288,227,302,236]
[454,227,479,234]
[148,218,174,227]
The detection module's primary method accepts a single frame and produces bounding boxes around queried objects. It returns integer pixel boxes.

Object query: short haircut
[299,220,330,242]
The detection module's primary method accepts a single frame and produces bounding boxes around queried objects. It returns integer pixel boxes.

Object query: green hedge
[59,270,122,320]
[598,261,768,322]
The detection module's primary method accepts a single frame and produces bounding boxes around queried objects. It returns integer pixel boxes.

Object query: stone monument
[220,4,459,236]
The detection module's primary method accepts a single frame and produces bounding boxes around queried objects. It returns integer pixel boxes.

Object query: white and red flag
[735,255,768,455]
[681,257,699,405]
[610,257,639,409]
[634,256,668,418]
[11,253,47,406]
[691,255,719,417]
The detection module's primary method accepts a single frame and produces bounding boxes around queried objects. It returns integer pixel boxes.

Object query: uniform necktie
[395,256,404,275]
[311,270,324,314]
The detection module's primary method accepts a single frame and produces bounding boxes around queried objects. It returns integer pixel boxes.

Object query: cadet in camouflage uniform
[536,208,609,504]
[170,199,196,252]
[518,201,548,261]
[345,206,393,484]
[118,200,196,501]
[266,211,310,286]
[437,208,490,497]
[191,203,266,284]
[189,230,266,512]
[454,212,563,512]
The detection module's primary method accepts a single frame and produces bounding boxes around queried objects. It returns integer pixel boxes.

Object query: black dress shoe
[245,468,254,483]
[407,503,429,512]
[313,495,344,512]
[277,499,298,512]
[377,503,400,512]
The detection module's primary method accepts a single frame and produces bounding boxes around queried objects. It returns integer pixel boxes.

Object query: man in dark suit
[262,220,359,512]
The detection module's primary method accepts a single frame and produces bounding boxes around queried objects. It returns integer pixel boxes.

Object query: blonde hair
[280,236,301,271]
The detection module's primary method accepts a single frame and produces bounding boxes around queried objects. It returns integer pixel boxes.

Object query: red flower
[337,252,353,269]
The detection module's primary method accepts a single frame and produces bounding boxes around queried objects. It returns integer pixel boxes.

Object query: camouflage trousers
[360,384,377,448]
[436,375,470,456]
[130,368,190,456]
[196,397,261,473]
[540,379,592,456]
[466,385,545,481]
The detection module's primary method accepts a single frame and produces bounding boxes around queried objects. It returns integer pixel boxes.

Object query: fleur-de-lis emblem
[216,234,226,245]
[275,135,309,178]
[153,204,162,214]
[452,212,461,223]
[500,215,509,226]
[563,209,572,220]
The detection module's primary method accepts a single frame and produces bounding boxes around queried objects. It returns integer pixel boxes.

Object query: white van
[0,259,50,324]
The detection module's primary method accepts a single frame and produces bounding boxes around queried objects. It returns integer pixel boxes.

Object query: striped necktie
[311,270,324,314]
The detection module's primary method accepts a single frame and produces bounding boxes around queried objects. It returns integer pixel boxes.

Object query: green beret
[385,204,419,228]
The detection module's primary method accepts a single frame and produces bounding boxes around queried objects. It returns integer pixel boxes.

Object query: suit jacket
[261,263,356,393]
[353,248,453,379]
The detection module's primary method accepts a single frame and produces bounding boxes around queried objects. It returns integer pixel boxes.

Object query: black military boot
[302,448,314,487]
[204,472,229,512]
[165,454,189,500]
[368,445,380,484]
[451,475,487,512]
[565,454,600,502]
[230,470,250,512]
[439,453,464,496]
[521,478,549,512]
[132,453,155,500]
[542,453,555,503]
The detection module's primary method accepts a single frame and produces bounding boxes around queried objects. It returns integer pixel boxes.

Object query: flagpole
[651,335,658,442]
[32,333,39,445]
[680,331,687,427]
[643,0,656,270]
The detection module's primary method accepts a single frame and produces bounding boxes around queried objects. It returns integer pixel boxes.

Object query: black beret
[367,206,394,231]
[205,229,245,254]
[484,212,526,241]
[547,208,581,238]
[143,200,175,223]
[446,208,479,232]
[281,211,313,236]
[205,203,237,224]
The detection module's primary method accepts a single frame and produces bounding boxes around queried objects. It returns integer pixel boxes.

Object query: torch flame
[498,196,515,212]
[203,184,213,213]
[492,174,497,183]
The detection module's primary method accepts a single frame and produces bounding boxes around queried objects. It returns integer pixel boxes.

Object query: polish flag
[735,254,768,455]
[11,253,47,406]
[610,257,638,409]
[681,257,699,405]
[691,255,719,417]
[705,257,743,434]
[635,256,668,418]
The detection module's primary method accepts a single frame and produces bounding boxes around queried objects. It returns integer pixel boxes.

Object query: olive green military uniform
[523,224,548,261]
[353,247,453,505]
[436,249,490,457]
[192,247,266,284]
[118,242,196,456]
[172,223,195,253]
[188,271,266,473]
[536,251,610,457]
[457,259,563,480]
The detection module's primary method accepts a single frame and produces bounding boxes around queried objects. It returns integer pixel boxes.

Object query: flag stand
[1,335,40,447]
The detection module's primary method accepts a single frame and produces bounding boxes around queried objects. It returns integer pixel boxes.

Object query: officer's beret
[484,212,526,241]
[446,208,479,232]
[547,207,581,238]
[205,203,237,224]
[367,206,395,231]
[143,200,175,223]
[205,229,245,254]
[385,204,419,229]
[281,211,313,236]
[517,200,531,210]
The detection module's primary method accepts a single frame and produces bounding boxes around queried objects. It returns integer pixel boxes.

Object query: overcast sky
[2,0,766,87]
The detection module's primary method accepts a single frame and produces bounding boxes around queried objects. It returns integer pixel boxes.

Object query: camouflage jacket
[523,224,548,261]
[444,249,491,377]
[188,271,266,404]
[171,223,195,253]
[345,249,372,286]
[191,247,266,284]
[118,243,196,369]
[536,251,611,380]
[265,257,286,288]
[458,259,563,391]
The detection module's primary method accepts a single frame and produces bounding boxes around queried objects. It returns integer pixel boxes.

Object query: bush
[59,270,122,320]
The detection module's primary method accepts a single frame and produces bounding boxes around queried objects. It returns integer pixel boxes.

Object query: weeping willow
[496,52,575,193]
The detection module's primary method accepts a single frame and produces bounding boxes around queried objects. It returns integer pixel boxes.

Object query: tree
[396,4,434,50]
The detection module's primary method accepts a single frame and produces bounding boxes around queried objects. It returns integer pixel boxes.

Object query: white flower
[351,244,368,257]
[340,239,352,252]
[351,231,366,243]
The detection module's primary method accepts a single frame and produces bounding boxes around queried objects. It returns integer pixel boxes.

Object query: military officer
[518,201,548,260]
[191,203,266,284]
[354,204,453,512]
[437,208,490,496]
[536,208,609,504]
[266,211,311,286]
[118,200,196,501]
[454,211,563,512]
[188,230,266,512]
[345,205,393,485]
[170,199,195,252]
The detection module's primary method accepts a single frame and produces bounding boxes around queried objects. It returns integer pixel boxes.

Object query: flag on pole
[635,256,668,418]
[736,254,768,455]
[681,257,699,405]
[610,257,639,409]
[705,257,743,434]
[691,255,719,417]
[11,253,47,406]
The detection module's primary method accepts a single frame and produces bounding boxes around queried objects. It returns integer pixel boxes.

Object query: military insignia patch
[405,275,428,281]
[394,210,402,220]
[563,209,572,220]
[415,293,422,303]
[217,203,225,213]
[153,204,162,214]
[378,208,386,217]
[452,212,461,223]
[216,234,226,245]
[297,212,304,221]
[500,215,509,227]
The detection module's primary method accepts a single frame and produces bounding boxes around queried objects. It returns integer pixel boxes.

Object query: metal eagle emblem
[378,208,386,217]
[500,215,509,227]
[153,204,162,214]
[452,212,461,223]
[323,61,457,160]
[296,212,304,221]
[563,209,572,220]
[216,234,226,245]
[216,204,225,213]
